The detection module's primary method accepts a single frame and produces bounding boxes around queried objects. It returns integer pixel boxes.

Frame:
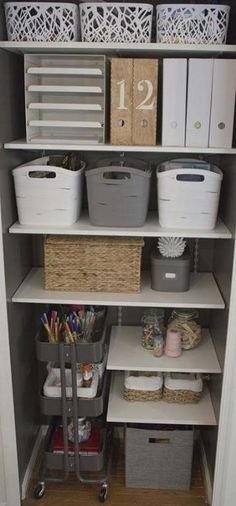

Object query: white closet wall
[0,418,6,506]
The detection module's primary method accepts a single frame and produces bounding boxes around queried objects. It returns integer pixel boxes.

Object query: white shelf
[4,138,236,154]
[107,326,221,373]
[29,120,102,129]
[9,213,232,239]
[27,67,103,75]
[12,268,225,308]
[107,372,217,425]
[28,103,102,111]
[1,41,236,56]
[28,84,102,93]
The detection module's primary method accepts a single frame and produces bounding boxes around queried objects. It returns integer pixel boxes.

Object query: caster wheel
[33,482,46,499]
[99,484,108,502]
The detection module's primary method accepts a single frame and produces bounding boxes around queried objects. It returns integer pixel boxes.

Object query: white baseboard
[21,425,47,501]
[199,438,213,506]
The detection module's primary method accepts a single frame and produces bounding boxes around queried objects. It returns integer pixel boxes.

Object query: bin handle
[101,166,132,185]
[27,169,57,179]
[148,438,170,444]
[176,174,205,182]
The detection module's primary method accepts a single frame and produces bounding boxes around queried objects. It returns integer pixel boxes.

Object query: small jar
[168,309,202,350]
[153,334,164,357]
[81,363,93,387]
[141,309,165,350]
[68,417,91,443]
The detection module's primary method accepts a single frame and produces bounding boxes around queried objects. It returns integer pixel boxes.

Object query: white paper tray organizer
[43,368,99,399]
[24,54,107,145]
[157,160,223,230]
[80,3,153,43]
[5,3,79,42]
[156,4,230,44]
[13,156,85,226]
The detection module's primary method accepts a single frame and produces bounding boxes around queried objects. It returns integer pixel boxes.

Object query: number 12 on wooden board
[110,58,158,146]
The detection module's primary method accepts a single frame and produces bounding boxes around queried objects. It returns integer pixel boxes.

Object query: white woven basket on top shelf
[156,3,230,44]
[4,2,80,41]
[80,2,153,43]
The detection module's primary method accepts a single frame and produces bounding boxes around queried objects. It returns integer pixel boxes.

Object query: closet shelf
[107,372,217,425]
[4,138,236,155]
[4,138,236,154]
[107,326,221,373]
[9,213,232,239]
[12,268,225,308]
[1,41,236,56]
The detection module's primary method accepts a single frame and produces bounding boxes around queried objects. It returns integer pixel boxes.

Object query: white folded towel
[124,371,163,391]
[164,372,203,393]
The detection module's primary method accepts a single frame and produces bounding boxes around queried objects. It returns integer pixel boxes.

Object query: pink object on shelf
[165,328,182,358]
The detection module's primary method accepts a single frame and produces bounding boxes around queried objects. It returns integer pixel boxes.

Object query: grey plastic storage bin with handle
[86,158,151,227]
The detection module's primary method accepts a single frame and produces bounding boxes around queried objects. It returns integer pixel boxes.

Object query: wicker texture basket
[44,236,143,293]
[5,2,79,42]
[123,371,163,401]
[163,386,201,404]
[124,386,162,401]
[80,2,153,43]
[156,4,230,45]
[163,373,203,404]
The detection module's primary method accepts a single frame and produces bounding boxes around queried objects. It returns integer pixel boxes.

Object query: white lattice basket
[4,2,80,41]
[156,4,230,44]
[80,2,153,43]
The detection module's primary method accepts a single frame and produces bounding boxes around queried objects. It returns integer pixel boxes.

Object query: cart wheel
[99,483,108,502]
[33,482,46,499]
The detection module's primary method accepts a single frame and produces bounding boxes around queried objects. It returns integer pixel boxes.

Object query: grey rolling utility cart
[34,325,113,503]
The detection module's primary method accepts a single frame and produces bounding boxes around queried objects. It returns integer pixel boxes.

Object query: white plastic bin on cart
[13,156,85,226]
[157,160,223,230]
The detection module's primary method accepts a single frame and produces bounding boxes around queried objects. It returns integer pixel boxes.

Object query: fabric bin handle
[148,438,170,444]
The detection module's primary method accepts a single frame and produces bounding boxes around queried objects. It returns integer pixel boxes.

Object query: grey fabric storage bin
[151,249,191,292]
[125,426,194,490]
[86,159,151,227]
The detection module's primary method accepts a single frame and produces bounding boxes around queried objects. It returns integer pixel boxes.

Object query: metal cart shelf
[34,328,113,502]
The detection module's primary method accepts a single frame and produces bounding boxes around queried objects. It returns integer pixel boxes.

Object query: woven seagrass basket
[123,371,163,401]
[44,235,143,292]
[124,386,162,401]
[163,386,202,404]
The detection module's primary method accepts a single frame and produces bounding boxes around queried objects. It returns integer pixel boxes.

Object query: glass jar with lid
[168,309,202,350]
[141,309,165,350]
[68,417,91,443]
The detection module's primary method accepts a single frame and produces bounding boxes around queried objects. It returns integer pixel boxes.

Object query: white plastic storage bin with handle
[13,157,85,226]
[157,159,223,230]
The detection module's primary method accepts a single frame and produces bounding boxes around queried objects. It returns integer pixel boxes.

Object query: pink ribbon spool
[165,328,182,357]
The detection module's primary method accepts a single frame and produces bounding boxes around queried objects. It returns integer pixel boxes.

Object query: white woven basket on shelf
[156,4,230,44]
[4,2,80,42]
[80,2,153,43]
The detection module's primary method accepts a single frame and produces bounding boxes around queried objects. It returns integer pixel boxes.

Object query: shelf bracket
[194,238,200,273]
[117,306,123,326]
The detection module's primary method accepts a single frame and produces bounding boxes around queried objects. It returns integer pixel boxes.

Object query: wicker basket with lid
[44,235,143,293]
